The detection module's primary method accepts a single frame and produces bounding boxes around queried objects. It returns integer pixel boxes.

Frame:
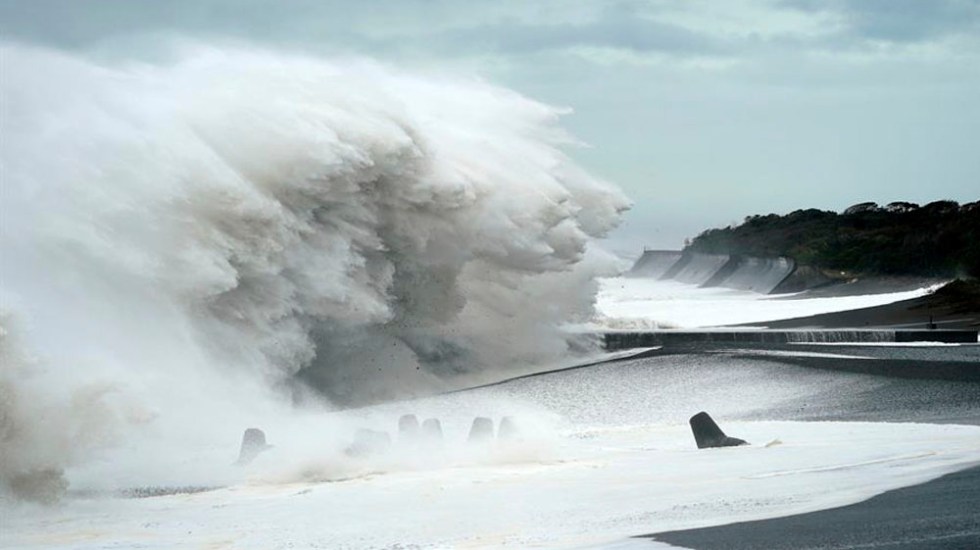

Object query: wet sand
[752,280,980,330]
[648,465,980,549]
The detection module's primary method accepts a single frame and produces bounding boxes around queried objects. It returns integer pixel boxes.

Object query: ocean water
[4,350,979,548]
[4,271,976,547]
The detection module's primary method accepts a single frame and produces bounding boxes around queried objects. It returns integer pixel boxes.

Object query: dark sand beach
[649,465,980,549]
[753,280,980,330]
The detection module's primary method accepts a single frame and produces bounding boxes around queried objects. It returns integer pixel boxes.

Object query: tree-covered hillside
[687,201,980,278]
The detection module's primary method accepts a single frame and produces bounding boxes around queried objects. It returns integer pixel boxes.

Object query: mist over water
[0,44,629,500]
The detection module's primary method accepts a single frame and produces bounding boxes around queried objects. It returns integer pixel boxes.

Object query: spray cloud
[0,44,629,499]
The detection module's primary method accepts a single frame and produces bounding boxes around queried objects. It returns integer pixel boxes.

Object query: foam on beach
[5,420,976,549]
[5,352,979,549]
[593,278,940,329]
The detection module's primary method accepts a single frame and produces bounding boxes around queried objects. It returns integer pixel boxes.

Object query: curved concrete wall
[770,265,836,294]
[668,253,731,286]
[628,250,796,294]
[707,256,796,294]
[628,250,684,278]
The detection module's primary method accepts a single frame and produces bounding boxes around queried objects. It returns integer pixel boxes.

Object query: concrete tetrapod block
[689,411,748,449]
[468,417,495,443]
[498,416,519,441]
[399,414,420,441]
[236,428,273,465]
[421,418,443,442]
[346,429,392,457]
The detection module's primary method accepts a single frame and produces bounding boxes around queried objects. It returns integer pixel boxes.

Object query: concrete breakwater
[628,250,796,294]
[663,252,733,286]
[603,329,979,349]
[628,250,683,279]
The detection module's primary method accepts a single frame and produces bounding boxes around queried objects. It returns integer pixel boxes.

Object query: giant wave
[0,44,629,501]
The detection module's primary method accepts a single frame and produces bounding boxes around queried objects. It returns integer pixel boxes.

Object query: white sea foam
[12,422,978,549]
[593,278,938,329]
[4,357,979,549]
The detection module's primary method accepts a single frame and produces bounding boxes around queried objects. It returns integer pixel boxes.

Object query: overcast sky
[2,0,978,252]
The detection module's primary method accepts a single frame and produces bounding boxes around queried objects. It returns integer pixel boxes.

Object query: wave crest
[0,45,627,497]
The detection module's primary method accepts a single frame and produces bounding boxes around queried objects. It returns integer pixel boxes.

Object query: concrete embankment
[627,249,683,278]
[603,329,979,349]
[628,250,796,294]
[705,256,796,293]
[664,252,733,286]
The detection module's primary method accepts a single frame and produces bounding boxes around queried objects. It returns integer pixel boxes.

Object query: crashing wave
[0,44,628,500]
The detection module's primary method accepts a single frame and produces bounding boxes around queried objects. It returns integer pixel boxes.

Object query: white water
[0,44,629,501]
[593,278,939,330]
[3,354,979,549]
[8,422,977,549]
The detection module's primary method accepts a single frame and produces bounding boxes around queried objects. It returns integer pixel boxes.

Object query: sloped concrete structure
[422,418,443,442]
[628,250,797,294]
[236,428,273,465]
[498,416,519,441]
[689,412,748,449]
[467,417,495,443]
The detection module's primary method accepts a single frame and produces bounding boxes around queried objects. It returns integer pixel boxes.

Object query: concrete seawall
[603,329,979,349]
[668,253,732,286]
[707,256,796,293]
[628,250,683,278]
[628,250,796,294]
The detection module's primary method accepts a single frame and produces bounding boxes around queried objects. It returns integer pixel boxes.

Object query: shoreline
[749,280,980,330]
[3,339,978,548]
[646,464,980,549]
[632,337,980,549]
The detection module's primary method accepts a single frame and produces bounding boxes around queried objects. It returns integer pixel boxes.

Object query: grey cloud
[0,0,397,50]
[784,0,980,43]
[0,0,723,60]
[402,3,723,57]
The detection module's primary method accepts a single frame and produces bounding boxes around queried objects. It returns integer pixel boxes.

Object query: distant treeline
[687,200,980,278]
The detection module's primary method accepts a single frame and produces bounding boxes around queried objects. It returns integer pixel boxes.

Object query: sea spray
[0,44,629,499]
